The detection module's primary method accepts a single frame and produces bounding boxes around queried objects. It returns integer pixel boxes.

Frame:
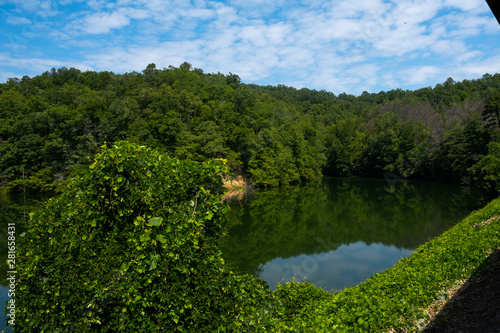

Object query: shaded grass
[422,248,500,332]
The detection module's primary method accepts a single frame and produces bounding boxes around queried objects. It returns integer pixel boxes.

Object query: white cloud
[259,242,412,291]
[6,16,32,25]
[122,7,150,20]
[81,39,208,74]
[430,39,467,55]
[0,69,21,82]
[239,25,268,47]
[345,63,380,85]
[224,0,289,19]
[62,0,496,94]
[276,46,315,68]
[444,0,488,12]
[327,0,389,20]
[455,50,482,62]
[179,7,215,20]
[400,65,442,85]
[442,12,499,37]
[459,54,500,77]
[82,11,131,34]
[6,0,62,16]
[85,0,109,11]
[0,53,65,73]
[63,38,103,49]
[0,0,499,93]
[212,3,240,26]
[392,0,443,25]
[2,0,42,12]
[372,25,433,57]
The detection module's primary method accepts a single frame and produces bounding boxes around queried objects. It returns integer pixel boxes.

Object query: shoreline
[271,196,500,331]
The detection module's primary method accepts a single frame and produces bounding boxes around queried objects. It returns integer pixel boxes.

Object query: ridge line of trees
[1,64,499,195]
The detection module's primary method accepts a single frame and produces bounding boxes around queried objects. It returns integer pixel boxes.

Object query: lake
[0,177,486,330]
[1,193,42,333]
[217,177,486,292]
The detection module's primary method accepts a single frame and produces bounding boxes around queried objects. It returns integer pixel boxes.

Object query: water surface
[1,194,46,332]
[218,177,485,292]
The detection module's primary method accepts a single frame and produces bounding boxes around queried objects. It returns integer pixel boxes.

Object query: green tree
[470,141,500,195]
[482,92,500,139]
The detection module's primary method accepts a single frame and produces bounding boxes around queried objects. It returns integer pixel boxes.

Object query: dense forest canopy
[0,64,499,194]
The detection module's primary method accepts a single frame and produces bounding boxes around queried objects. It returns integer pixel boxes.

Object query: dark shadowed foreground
[424,249,500,333]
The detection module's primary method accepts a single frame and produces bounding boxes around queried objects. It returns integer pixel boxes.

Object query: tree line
[0,63,499,194]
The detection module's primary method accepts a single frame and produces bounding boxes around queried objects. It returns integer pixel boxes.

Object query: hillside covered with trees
[1,64,499,194]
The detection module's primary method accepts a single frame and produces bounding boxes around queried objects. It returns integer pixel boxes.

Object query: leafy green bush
[14,141,273,332]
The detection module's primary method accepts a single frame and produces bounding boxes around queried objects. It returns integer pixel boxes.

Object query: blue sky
[1,0,499,95]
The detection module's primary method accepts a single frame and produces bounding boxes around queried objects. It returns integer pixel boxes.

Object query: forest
[0,63,499,195]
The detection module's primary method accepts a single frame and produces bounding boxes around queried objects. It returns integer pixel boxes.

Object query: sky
[0,0,499,95]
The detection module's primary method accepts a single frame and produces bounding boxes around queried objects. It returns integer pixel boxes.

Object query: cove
[217,177,485,292]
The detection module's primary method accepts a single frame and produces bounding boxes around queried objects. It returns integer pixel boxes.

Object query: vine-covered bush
[15,141,273,332]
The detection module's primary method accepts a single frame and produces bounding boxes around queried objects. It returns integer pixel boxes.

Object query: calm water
[217,177,486,292]
[1,194,47,333]
[0,179,486,330]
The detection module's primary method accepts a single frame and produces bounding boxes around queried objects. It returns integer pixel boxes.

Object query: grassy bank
[268,197,500,332]
[221,174,253,201]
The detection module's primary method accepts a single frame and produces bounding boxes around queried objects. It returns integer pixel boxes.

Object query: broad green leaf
[148,217,163,226]
[156,234,167,243]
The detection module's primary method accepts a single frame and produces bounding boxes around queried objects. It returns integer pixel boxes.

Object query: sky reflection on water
[259,241,412,292]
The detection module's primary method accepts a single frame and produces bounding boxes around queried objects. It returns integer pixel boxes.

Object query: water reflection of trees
[0,194,47,287]
[0,184,484,283]
[218,178,485,275]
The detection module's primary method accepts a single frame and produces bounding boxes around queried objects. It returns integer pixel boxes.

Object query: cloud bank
[1,0,499,94]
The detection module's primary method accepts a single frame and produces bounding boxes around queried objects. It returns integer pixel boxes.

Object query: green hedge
[271,196,500,332]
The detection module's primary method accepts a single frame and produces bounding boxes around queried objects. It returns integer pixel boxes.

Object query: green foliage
[470,141,500,194]
[482,92,500,130]
[14,142,274,332]
[2,65,499,194]
[0,65,328,193]
[2,167,65,194]
[274,281,331,321]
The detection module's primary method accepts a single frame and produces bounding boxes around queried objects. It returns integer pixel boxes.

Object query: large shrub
[15,141,273,332]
